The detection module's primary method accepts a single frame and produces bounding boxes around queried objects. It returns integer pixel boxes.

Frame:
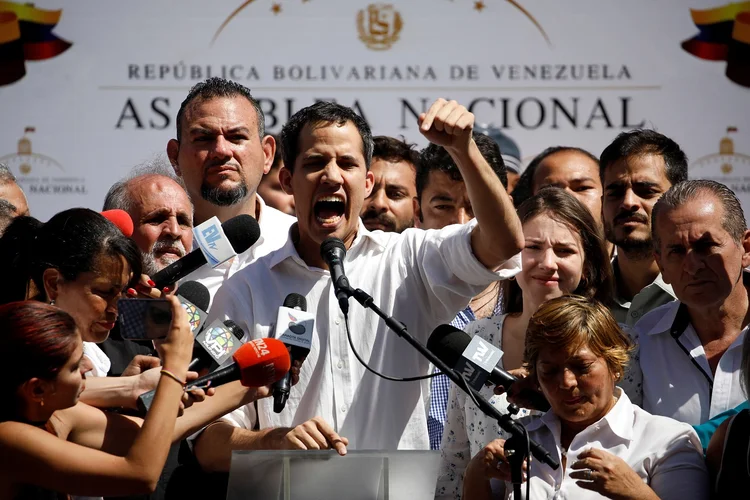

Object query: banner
[0,0,748,220]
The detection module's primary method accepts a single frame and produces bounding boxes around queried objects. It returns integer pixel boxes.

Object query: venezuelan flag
[0,1,71,86]
[682,1,750,87]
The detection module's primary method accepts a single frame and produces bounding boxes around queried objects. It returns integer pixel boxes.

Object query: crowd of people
[0,76,748,499]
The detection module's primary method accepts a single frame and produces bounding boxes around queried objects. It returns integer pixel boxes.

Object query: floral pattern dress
[435,314,534,500]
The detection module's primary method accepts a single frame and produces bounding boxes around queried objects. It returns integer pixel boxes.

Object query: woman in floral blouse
[436,187,614,499]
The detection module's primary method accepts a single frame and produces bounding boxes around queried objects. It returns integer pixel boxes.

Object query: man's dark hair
[280,101,373,173]
[372,136,420,169]
[416,132,507,202]
[511,146,599,208]
[600,129,687,186]
[175,77,265,142]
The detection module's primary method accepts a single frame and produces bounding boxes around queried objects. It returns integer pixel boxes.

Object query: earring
[49,300,55,306]
[508,276,516,282]
[40,398,44,407]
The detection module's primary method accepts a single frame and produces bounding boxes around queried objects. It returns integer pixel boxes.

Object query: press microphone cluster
[137,337,291,414]
[151,214,261,288]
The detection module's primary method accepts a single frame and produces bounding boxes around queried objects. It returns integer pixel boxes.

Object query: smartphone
[118,298,172,340]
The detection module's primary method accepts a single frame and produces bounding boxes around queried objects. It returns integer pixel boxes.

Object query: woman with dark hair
[0,208,166,407]
[462,296,708,499]
[0,299,280,499]
[436,188,614,499]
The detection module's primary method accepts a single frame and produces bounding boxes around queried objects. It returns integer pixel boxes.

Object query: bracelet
[160,369,187,388]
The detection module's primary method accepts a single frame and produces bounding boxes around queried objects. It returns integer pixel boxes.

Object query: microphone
[101,209,134,237]
[136,337,291,414]
[272,293,314,413]
[427,324,550,410]
[151,215,261,288]
[320,237,351,314]
[189,319,244,372]
[176,281,210,334]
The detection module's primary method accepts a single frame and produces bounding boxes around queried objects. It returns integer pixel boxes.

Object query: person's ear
[741,229,750,268]
[42,268,63,303]
[412,197,423,228]
[364,170,374,198]
[19,377,51,406]
[279,167,294,196]
[262,135,275,176]
[167,139,181,176]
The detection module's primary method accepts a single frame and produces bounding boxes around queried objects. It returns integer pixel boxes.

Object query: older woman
[436,188,614,499]
[462,296,709,500]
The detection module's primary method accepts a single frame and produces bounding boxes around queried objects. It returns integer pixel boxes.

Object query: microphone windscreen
[102,209,134,237]
[222,214,261,254]
[320,237,346,260]
[282,293,307,311]
[177,281,211,312]
[426,324,472,367]
[234,338,291,387]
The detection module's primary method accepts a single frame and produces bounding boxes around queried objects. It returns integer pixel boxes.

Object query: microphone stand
[343,286,559,477]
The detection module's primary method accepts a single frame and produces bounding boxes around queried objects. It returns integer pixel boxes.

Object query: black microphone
[151,215,261,288]
[188,319,244,372]
[320,237,351,314]
[176,281,210,335]
[136,337,291,415]
[427,324,550,411]
[272,293,314,413]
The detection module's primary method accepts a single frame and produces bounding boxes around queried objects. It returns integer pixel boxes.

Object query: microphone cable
[343,311,441,382]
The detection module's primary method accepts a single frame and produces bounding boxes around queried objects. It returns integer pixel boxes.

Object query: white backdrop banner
[0,0,748,220]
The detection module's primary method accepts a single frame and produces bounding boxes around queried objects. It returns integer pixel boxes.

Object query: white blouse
[494,390,709,500]
[436,314,534,500]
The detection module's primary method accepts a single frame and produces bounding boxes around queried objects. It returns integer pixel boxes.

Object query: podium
[226,450,441,500]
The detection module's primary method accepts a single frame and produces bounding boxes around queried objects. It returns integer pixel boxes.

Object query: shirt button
[335,318,341,325]
[340,405,348,413]
[631,311,641,319]
[337,360,344,369]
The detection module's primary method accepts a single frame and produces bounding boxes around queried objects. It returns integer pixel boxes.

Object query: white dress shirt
[628,300,747,425]
[208,220,521,450]
[492,389,709,500]
[183,195,296,308]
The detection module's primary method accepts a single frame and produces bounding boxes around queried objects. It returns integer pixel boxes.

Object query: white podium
[226,450,441,500]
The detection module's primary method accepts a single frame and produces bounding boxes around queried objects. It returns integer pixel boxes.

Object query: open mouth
[314,195,346,226]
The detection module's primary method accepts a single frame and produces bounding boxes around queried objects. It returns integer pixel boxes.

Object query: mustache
[152,238,187,257]
[613,211,649,225]
[361,211,396,229]
[204,160,241,173]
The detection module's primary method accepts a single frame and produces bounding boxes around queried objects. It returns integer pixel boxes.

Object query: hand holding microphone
[137,336,291,414]
[427,324,550,411]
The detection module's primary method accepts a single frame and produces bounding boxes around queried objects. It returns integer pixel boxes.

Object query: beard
[141,238,188,275]
[605,212,654,260]
[201,179,249,207]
